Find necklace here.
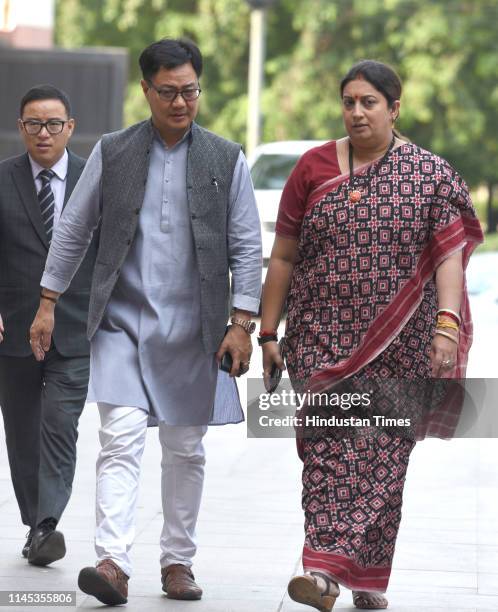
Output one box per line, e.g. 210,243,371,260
348,134,396,203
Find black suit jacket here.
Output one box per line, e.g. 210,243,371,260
0,150,97,357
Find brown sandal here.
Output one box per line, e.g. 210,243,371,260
352,590,388,609
288,572,340,612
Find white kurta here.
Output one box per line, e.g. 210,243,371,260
42,128,262,426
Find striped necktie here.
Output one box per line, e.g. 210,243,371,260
38,169,56,243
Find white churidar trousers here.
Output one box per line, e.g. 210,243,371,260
94,403,207,577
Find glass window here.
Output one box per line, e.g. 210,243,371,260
250,154,300,189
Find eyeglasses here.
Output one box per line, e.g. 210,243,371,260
147,82,202,103
21,120,68,135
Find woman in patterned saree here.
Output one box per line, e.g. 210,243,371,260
260,60,483,611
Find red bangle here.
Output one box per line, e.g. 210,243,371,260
259,329,277,337
437,310,460,325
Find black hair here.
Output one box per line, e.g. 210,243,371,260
340,60,402,109
139,38,203,81
20,84,72,118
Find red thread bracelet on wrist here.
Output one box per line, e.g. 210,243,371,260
259,329,277,337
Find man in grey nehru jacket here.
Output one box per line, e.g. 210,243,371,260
30,38,261,606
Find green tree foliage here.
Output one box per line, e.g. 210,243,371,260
55,0,498,229
55,0,254,135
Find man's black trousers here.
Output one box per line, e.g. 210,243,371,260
0,348,89,528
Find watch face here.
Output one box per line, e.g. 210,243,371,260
247,321,256,334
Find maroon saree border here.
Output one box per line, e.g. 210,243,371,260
303,546,391,592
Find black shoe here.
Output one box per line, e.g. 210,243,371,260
22,528,34,558
27,518,66,566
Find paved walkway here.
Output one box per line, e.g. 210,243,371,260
1,341,497,611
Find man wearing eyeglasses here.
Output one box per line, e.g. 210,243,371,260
0,85,96,566
29,39,261,605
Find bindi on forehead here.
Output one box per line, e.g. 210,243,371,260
343,94,378,101
343,81,380,97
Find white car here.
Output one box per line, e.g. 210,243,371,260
248,140,326,274
466,251,498,377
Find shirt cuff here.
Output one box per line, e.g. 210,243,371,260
231,293,260,315
40,272,70,294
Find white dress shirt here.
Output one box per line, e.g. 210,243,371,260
29,149,69,232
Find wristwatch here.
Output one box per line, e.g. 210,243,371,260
230,316,256,334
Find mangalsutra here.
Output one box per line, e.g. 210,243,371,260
348,135,396,203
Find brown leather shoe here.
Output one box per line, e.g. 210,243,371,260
78,559,128,605
161,564,202,600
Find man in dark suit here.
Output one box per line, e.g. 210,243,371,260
0,85,96,566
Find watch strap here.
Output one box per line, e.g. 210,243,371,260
230,316,256,334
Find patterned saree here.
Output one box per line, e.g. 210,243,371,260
280,142,483,591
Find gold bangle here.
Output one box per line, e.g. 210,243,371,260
437,314,459,325
435,329,459,344
436,321,459,332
